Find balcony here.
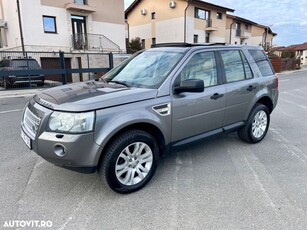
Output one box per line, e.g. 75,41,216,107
71,33,122,53
235,29,249,39
65,0,96,13
204,19,218,32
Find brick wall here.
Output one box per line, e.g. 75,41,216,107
270,58,300,73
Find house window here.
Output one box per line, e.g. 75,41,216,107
217,12,222,20
152,37,156,45
235,22,241,36
43,16,57,33
205,32,210,43
141,39,145,49
195,7,210,20
151,12,156,20
245,24,249,30
193,35,198,43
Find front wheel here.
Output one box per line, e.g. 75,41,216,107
98,129,159,193
238,103,270,143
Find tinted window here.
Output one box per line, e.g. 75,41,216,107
221,50,245,83
179,52,217,87
11,60,40,69
249,50,274,76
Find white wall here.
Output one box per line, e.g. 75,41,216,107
20,0,70,51
91,21,126,51
129,24,151,40
156,17,184,43
0,0,21,50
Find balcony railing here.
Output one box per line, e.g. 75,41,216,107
206,19,212,27
204,19,218,32
65,0,95,12
235,29,249,39
74,0,87,5
71,33,122,53
235,29,241,37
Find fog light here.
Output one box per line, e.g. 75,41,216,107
54,145,67,157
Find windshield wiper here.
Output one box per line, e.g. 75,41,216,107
107,80,130,87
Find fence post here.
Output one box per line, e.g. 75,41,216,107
25,52,32,88
109,52,114,69
59,51,67,85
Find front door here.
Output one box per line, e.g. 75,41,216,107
71,15,87,50
171,51,226,143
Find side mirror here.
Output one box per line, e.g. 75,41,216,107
174,79,204,94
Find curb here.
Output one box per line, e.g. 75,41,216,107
0,89,43,98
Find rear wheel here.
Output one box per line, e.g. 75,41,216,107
37,81,45,87
98,129,159,193
238,103,270,143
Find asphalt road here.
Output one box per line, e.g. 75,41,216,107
0,70,307,229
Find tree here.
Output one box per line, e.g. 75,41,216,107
127,37,143,54
281,50,296,58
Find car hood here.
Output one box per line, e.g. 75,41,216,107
34,81,158,112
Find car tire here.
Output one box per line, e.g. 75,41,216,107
98,129,159,193
37,81,45,87
238,103,270,144
3,78,10,89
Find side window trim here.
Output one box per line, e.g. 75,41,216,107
239,50,254,79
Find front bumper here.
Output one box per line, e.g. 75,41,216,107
21,100,103,173
9,75,44,84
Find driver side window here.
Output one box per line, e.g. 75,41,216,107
178,51,217,87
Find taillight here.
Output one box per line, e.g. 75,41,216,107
275,74,278,90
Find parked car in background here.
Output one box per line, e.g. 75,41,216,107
0,56,45,89
21,43,278,193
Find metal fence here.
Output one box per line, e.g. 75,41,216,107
0,51,130,90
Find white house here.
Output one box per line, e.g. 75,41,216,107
0,0,126,52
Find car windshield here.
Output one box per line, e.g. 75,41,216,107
11,60,40,69
104,49,184,88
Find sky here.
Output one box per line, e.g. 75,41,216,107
124,0,307,46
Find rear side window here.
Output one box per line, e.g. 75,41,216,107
220,50,253,83
249,50,274,76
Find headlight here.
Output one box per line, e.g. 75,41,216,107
48,111,95,133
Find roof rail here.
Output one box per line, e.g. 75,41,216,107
151,42,226,48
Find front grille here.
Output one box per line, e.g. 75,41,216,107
23,107,41,137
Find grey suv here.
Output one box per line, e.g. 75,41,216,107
0,57,45,88
21,44,278,193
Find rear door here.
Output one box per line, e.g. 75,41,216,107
171,51,226,142
219,49,258,126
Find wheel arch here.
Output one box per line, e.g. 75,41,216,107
97,122,166,168
256,96,273,114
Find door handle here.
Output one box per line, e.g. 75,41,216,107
210,93,224,100
247,85,257,91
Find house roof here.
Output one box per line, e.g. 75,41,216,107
271,46,285,52
226,14,257,25
294,42,307,51
125,0,235,17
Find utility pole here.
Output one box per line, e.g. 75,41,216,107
16,0,25,54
